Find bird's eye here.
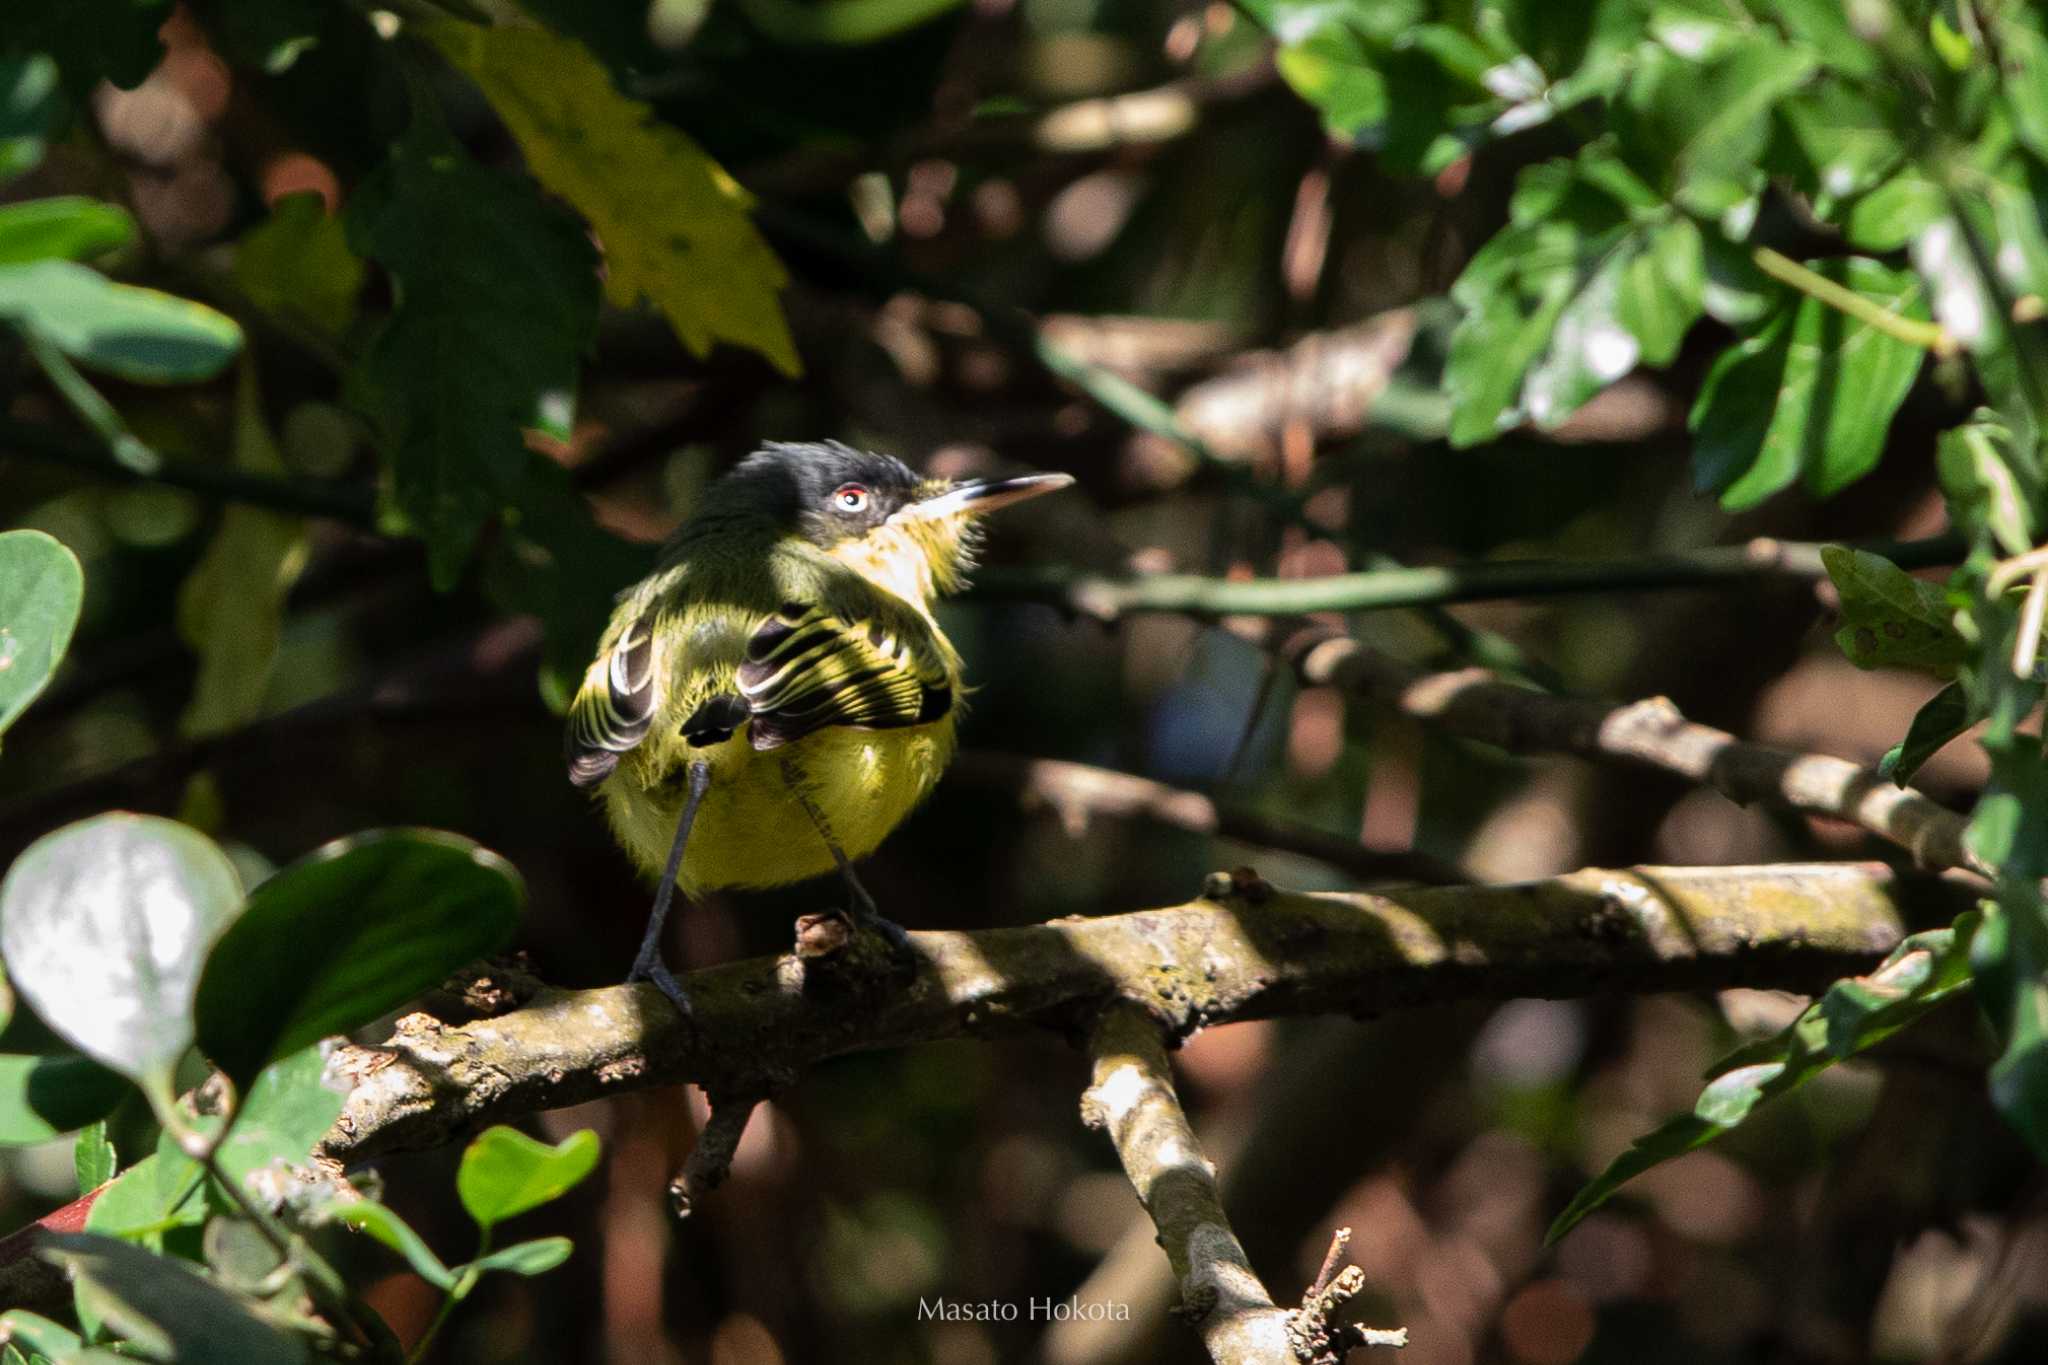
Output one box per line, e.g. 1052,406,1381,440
832,484,870,512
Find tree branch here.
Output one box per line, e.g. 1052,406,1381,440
970,534,1963,620
317,862,1931,1168
1284,632,1980,876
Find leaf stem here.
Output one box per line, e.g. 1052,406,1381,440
1750,247,1959,356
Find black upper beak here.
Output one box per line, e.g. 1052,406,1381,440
904,472,1076,520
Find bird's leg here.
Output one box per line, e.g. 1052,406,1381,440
779,757,918,972
629,758,712,1019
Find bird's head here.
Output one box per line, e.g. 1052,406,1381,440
714,441,1073,602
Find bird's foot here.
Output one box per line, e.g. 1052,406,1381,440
627,950,696,1022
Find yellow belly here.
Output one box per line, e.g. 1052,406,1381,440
602,719,957,893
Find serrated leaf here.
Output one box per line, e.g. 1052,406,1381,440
0,260,241,383
0,528,83,746
1447,148,1701,443
176,364,309,738
1691,258,1928,508
0,198,134,265
424,20,798,376
1548,916,1976,1244
0,814,243,1091
330,1200,455,1290
1879,682,1972,785
75,1120,117,1193
457,1126,600,1233
1822,545,1968,674
468,1236,573,1277
45,1232,308,1365
233,192,363,337
346,115,598,588
0,1054,130,1144
193,829,522,1088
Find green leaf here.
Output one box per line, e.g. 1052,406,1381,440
1613,27,1817,221
1822,546,1969,675
424,20,799,376
1970,889,2048,1159
0,54,64,182
212,1044,346,1191
176,364,310,738
346,115,599,588
193,829,522,1088
0,198,134,265
1548,916,1977,1244
330,1200,455,1290
1842,171,1946,252
0,1054,130,1144
0,813,243,1092
457,1126,600,1233
6,0,172,96
468,1236,573,1277
1690,258,1928,508
84,1147,210,1247
0,528,83,746
1937,414,2037,557
0,260,242,383
232,192,363,337
1446,148,1702,444
43,1232,308,1365
1879,682,1972,785
75,1120,118,1193
1996,16,2048,162
0,1312,80,1359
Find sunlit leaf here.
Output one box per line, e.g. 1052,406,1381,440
457,1126,600,1233
0,813,243,1093
0,528,83,747
1691,259,1928,508
176,363,310,738
75,1120,117,1193
83,1146,210,1248
425,19,799,376
212,1043,346,1190
330,1199,455,1290
0,197,134,265
194,829,522,1087
1548,916,1977,1244
1821,545,1969,675
0,1053,130,1144
0,260,241,383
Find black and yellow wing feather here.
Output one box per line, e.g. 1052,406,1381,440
566,610,658,788
737,602,953,751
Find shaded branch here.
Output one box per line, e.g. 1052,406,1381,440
971,534,1964,620
1286,633,1979,876
318,861,1931,1168
949,752,1465,886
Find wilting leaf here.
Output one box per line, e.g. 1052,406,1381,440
425,20,798,375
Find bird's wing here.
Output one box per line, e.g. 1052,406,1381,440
736,601,953,751
565,609,659,788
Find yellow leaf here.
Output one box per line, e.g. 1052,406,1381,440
426,20,801,376
176,363,309,738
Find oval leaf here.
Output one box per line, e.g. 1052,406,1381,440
0,813,242,1087
0,1053,130,1144
0,259,241,383
457,1126,600,1233
469,1235,573,1277
43,1232,308,1365
329,1200,454,1290
0,197,134,265
0,529,83,745
194,829,522,1087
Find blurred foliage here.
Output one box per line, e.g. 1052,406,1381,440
3,0,2048,1361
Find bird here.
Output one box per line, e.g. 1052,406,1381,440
565,440,1074,1016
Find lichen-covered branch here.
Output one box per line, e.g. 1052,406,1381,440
1081,1005,1327,1363
319,862,1932,1167
1287,634,1979,876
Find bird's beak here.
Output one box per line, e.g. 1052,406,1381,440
903,472,1075,521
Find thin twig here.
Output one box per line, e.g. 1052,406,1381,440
668,1097,761,1219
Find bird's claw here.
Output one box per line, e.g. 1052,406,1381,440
628,952,696,1022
